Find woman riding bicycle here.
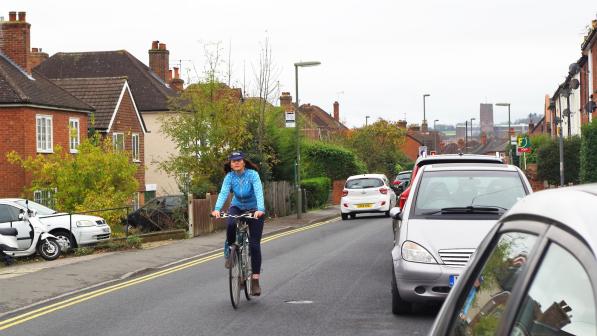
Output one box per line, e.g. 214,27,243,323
211,151,265,296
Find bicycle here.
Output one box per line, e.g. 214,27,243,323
218,212,255,309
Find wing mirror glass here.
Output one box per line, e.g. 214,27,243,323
389,207,402,220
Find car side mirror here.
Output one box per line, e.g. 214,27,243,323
389,207,402,220
18,213,24,220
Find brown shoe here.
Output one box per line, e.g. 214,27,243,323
225,245,236,269
251,278,261,296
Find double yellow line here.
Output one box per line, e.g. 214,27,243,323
0,217,338,331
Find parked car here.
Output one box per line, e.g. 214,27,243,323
392,170,412,194
429,184,597,335
340,174,396,220
125,195,188,232
0,199,110,251
397,154,504,210
390,162,532,314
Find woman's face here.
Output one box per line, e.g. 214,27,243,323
231,159,245,172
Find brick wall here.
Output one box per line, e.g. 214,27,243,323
0,106,89,197
107,88,146,196
148,41,169,83
400,135,422,161
331,180,346,205
0,12,31,72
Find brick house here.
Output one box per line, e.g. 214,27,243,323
279,92,348,141
50,77,148,208
0,12,93,200
581,20,597,121
35,42,183,199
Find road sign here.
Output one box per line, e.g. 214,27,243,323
517,135,530,148
517,147,531,153
285,111,296,128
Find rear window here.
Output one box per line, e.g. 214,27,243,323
345,178,384,189
395,173,410,181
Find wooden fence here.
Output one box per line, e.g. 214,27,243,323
190,181,294,237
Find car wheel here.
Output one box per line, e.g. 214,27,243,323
385,211,390,217
341,213,348,220
350,213,356,219
51,229,76,252
392,265,412,315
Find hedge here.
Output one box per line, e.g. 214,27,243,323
302,141,367,180
536,136,580,185
581,120,597,183
301,177,331,209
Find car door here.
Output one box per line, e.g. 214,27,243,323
0,203,30,249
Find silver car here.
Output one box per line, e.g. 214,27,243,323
390,162,532,314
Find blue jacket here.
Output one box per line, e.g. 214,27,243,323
214,169,265,212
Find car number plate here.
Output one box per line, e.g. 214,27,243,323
449,275,459,287
356,203,372,209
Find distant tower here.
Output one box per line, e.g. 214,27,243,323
480,103,494,135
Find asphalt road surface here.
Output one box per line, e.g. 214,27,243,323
1,214,438,336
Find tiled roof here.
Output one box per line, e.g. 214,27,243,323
473,139,509,154
0,52,92,112
51,77,128,130
35,50,176,112
299,104,348,131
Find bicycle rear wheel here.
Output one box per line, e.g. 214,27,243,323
229,248,242,309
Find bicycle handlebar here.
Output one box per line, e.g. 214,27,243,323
210,212,257,219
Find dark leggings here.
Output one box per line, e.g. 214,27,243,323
226,206,264,274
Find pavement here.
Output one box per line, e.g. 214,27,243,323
0,206,340,316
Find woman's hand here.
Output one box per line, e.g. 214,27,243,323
254,211,265,218
211,210,221,218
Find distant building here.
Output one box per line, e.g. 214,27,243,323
480,103,494,135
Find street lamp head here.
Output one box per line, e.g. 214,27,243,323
495,103,510,107
294,61,321,67
423,94,430,98
434,119,439,122
471,118,476,121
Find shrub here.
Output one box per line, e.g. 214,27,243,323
301,177,331,209
302,142,366,180
536,136,581,185
581,120,597,183
126,235,143,249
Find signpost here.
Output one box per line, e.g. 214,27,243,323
285,111,296,128
516,135,531,169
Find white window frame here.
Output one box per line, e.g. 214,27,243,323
132,192,140,211
112,133,124,151
34,189,55,208
36,115,53,153
69,118,80,153
132,133,140,162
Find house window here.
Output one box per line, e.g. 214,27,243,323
132,192,140,211
113,133,124,151
36,115,53,153
34,189,55,208
132,133,140,162
69,118,80,153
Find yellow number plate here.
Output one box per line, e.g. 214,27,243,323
356,203,373,209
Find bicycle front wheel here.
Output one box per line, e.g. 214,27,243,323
243,244,252,300
229,249,242,309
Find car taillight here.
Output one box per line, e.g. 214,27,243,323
392,180,401,185
398,188,410,208
380,188,388,195
342,190,348,197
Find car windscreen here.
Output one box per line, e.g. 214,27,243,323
395,173,410,181
345,178,384,189
13,200,56,215
412,170,527,217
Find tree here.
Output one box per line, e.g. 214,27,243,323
343,119,409,177
7,135,139,225
581,119,597,183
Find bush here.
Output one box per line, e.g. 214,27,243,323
537,136,580,185
581,120,597,183
301,177,331,209
302,142,366,180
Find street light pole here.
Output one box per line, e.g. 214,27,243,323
470,117,476,142
557,95,565,186
423,94,430,129
465,120,468,154
496,103,512,161
433,119,439,153
365,116,370,126
294,61,321,219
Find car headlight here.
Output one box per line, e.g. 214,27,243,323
401,241,437,264
76,220,96,227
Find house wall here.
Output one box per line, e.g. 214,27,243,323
108,89,146,201
0,106,88,197
400,135,422,161
142,111,182,196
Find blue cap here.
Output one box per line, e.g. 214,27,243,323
229,151,244,161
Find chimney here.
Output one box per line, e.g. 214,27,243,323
0,11,32,72
280,92,293,111
333,101,339,121
30,47,49,70
148,40,169,83
397,120,407,129
167,69,173,83
481,132,487,145
593,20,597,29
170,66,184,93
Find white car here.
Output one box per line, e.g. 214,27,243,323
0,199,111,251
340,174,396,220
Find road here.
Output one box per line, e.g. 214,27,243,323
1,215,437,336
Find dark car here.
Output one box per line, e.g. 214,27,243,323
428,184,597,335
392,170,412,194
125,195,188,232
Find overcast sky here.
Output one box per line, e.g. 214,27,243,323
4,0,596,127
